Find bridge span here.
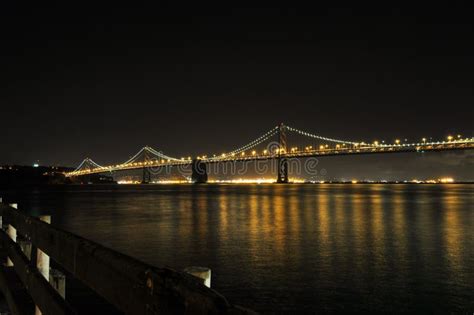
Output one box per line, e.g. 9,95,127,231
65,124,474,183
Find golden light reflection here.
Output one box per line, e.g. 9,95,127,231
272,194,287,259
333,193,346,256
392,187,407,243
177,197,193,240
317,192,331,260
416,189,432,260
218,193,229,239
369,185,385,270
248,194,259,252
351,191,366,272
442,190,462,274
288,194,301,242
196,195,209,239
392,186,408,277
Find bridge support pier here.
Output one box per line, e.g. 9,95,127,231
142,167,151,184
276,157,289,183
191,159,208,183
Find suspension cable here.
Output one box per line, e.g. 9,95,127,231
209,126,279,160
73,158,104,172
145,146,181,161
285,125,359,145
122,146,181,165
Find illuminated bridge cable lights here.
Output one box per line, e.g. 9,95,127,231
73,158,104,172
210,126,280,160
122,146,181,165
285,125,360,145
145,146,182,162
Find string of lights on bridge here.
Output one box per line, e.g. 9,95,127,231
68,124,474,176
207,127,280,160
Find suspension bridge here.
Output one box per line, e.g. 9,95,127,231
65,123,474,183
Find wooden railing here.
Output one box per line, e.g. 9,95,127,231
0,202,256,315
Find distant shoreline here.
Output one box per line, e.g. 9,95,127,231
89,181,474,185
1,165,471,186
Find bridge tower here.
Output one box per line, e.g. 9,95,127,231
191,159,208,183
276,123,289,183
142,147,151,184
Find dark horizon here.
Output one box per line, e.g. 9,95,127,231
1,3,473,180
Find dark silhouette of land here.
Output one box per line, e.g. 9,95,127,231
0,165,116,186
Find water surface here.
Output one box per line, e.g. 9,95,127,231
2,184,473,313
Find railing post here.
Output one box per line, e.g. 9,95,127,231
36,215,51,281
35,215,51,315
49,269,66,298
184,266,211,288
6,203,18,267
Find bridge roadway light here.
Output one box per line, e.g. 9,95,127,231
447,135,453,141
252,150,256,156
422,138,426,143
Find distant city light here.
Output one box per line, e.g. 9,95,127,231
439,177,454,183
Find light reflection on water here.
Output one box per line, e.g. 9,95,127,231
3,184,473,313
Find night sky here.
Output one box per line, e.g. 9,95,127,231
1,3,473,180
